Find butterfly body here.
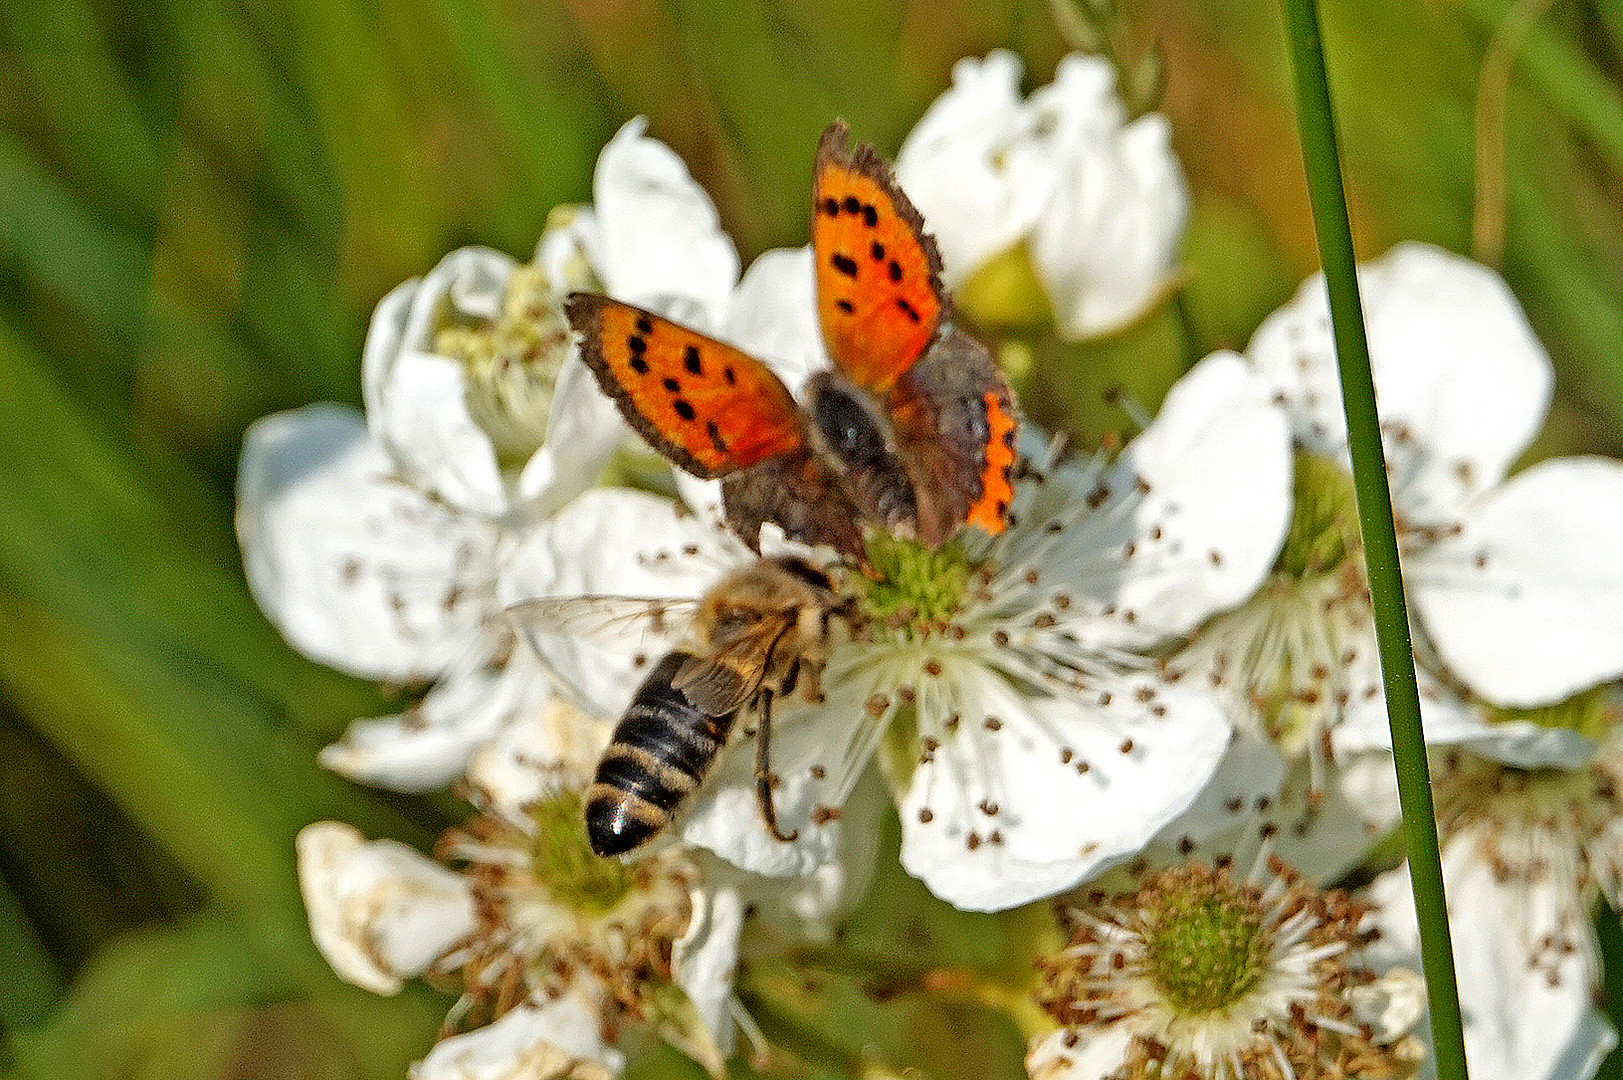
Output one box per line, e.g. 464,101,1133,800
567,122,1017,560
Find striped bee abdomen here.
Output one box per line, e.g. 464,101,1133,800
585,651,739,857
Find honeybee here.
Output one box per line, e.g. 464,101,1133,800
511,555,845,857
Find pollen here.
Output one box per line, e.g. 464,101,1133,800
436,262,572,469
436,785,697,1040
1164,451,1380,773
1034,859,1423,1080
1433,709,1623,983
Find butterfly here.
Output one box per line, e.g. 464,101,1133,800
565,121,1018,561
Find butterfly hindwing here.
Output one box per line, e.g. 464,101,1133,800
888,328,1018,545
566,293,806,478
721,447,867,558
812,122,945,395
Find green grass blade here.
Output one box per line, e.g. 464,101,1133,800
1279,1,1469,1077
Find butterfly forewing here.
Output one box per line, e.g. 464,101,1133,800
812,123,946,395
566,293,806,478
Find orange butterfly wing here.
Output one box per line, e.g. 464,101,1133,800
566,294,806,478
812,122,945,395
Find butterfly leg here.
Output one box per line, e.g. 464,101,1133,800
754,688,799,843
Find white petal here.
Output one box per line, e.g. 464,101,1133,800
362,247,517,516
1026,1025,1133,1080
1090,352,1290,641
237,405,495,681
1350,966,1427,1045
296,822,475,996
894,51,1051,285
672,885,744,1054
679,677,907,883
723,767,887,944
679,718,848,880
1462,723,1599,771
589,118,739,329
896,671,1230,911
1415,457,1623,706
721,247,825,394
1326,750,1404,848
500,489,740,719
1366,842,1615,1080
466,695,614,814
1247,243,1552,523
1031,109,1188,338
409,999,622,1080
318,643,551,791
534,203,596,293
1332,658,1480,755
513,353,633,519
1026,53,1124,144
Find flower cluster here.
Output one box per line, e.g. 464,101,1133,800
240,54,1623,1080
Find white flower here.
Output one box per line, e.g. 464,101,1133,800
896,51,1188,338
1027,856,1425,1080
238,403,558,789
359,247,621,525
369,121,741,525
297,819,478,996
1167,243,1623,801
239,120,746,789
506,346,1292,912
1352,688,1623,1080
296,696,745,1080
537,117,740,334
1248,242,1623,715
1099,736,1400,891
1366,820,1618,1080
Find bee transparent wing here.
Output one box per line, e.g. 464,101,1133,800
504,595,697,656
670,619,791,716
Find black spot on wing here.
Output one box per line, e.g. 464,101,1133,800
836,299,854,314
896,297,921,323
630,356,650,374
673,399,696,422
663,377,681,392
635,315,653,336
684,345,703,375
861,203,878,227
831,253,859,278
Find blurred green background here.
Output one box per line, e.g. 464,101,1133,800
1,0,1621,1076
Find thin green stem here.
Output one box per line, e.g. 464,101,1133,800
1279,3,1469,1080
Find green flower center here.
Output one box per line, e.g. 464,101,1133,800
526,788,638,916
435,263,571,470
859,531,975,632
1483,685,1620,743
1140,865,1269,1014
1276,452,1361,580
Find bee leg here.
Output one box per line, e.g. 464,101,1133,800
800,659,823,704
754,689,799,843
